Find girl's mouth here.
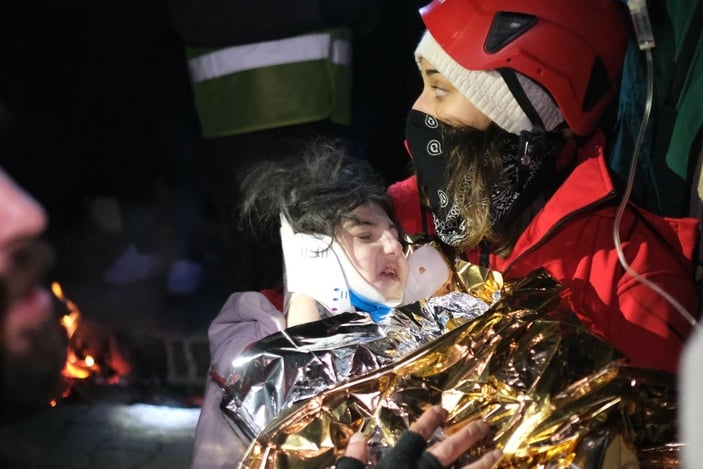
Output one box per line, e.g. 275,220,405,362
380,264,400,280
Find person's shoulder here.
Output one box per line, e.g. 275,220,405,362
387,175,418,200
210,291,285,329
575,130,607,163
387,175,429,235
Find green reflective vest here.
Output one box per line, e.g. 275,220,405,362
186,29,352,139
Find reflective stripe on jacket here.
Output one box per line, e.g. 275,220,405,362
187,29,352,138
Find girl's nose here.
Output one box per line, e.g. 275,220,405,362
381,231,403,257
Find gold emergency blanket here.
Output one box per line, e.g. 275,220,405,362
237,270,679,468
222,291,492,439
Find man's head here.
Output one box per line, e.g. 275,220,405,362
0,167,66,421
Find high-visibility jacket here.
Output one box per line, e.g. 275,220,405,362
186,29,352,139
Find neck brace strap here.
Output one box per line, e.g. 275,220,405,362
330,241,402,309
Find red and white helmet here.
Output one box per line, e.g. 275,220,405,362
419,0,629,136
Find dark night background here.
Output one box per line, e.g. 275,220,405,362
0,0,425,371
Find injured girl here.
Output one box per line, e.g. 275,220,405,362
191,140,455,468
239,139,450,326
239,139,408,326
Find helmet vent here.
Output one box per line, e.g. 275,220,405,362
485,12,537,54
582,57,611,112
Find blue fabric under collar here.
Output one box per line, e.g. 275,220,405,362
349,290,391,323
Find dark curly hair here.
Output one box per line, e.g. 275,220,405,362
239,139,393,238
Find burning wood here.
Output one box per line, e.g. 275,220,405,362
51,282,131,400
46,282,209,408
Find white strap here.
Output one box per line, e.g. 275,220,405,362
188,33,351,83
280,217,353,315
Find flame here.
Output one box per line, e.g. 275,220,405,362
52,282,105,385
50,281,131,406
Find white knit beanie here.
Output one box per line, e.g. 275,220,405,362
415,31,564,134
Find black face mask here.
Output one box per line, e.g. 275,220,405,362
405,109,562,247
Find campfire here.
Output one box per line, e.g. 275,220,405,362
47,281,208,408
50,282,131,405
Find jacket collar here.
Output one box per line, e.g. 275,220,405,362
509,131,616,255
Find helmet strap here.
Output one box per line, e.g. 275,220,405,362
498,68,551,182
498,68,547,134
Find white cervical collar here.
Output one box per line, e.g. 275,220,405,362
280,216,401,316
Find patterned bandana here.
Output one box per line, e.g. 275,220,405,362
405,109,562,247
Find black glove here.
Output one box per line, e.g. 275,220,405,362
335,430,443,469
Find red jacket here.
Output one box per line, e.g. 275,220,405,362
388,132,699,374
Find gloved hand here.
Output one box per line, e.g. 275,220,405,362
336,406,502,469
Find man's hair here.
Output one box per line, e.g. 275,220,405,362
239,139,393,238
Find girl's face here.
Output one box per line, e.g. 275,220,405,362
336,202,408,303
412,58,492,129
